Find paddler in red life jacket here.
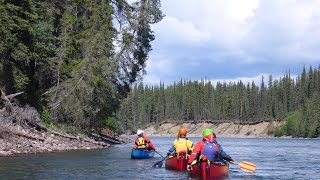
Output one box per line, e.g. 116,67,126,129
134,129,156,151
187,129,233,171
167,127,194,157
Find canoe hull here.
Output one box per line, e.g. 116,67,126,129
190,161,229,179
165,156,188,171
131,149,155,159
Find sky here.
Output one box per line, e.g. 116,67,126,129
141,0,320,86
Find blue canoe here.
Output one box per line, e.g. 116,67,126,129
131,149,155,159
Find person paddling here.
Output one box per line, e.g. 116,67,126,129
167,127,194,157
187,129,233,171
134,129,156,151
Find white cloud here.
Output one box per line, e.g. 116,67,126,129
154,0,258,47
143,54,176,85
209,73,281,88
242,0,320,63
144,0,320,86
153,16,211,45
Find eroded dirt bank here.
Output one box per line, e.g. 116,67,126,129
142,121,285,138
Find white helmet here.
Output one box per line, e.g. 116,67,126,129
137,129,144,135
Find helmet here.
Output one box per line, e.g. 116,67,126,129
137,129,144,135
202,129,213,137
178,127,187,136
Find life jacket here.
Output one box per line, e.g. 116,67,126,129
174,138,188,154
202,141,218,162
135,137,146,149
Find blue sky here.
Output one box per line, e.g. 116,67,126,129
142,0,320,86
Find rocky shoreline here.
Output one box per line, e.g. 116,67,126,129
0,91,129,157
0,125,111,157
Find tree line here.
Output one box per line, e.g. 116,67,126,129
0,0,164,133
117,66,320,138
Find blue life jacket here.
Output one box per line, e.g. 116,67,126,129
202,141,218,162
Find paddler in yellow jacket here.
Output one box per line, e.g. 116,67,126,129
167,127,193,157
134,129,156,151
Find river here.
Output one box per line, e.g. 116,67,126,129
0,137,319,179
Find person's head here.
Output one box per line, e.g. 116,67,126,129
178,127,187,138
202,128,213,137
202,128,215,142
137,129,144,137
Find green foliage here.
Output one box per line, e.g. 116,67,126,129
105,117,118,132
275,111,302,137
40,107,58,131
41,108,51,125
272,93,320,138
13,70,30,92
0,0,164,134
118,66,320,138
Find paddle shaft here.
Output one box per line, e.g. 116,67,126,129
154,150,164,158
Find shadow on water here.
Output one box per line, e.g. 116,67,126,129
0,137,319,179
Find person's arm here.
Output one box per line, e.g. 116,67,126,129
144,136,156,150
187,141,203,164
167,145,175,156
187,141,203,171
218,144,233,162
187,140,194,154
134,138,138,146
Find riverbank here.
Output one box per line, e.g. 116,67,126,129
0,90,131,157
0,125,111,157
141,121,285,138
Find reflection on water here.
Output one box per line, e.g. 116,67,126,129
0,137,320,179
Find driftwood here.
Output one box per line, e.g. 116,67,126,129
12,131,46,142
91,133,123,144
0,90,13,113
0,90,24,115
1,127,45,142
6,92,24,99
27,121,108,146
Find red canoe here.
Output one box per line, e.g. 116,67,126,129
189,161,229,180
165,155,188,171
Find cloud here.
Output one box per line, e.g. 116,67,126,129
153,16,211,45
209,73,274,87
144,0,320,86
242,0,320,63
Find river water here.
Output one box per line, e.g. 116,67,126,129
0,137,319,180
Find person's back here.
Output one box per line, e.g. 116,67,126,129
134,129,156,151
168,127,193,156
187,129,233,170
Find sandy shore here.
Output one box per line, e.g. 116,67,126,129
141,121,285,138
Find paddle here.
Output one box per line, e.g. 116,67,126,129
230,161,256,173
154,150,164,158
152,156,167,168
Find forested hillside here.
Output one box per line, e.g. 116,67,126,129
117,66,320,138
0,0,163,133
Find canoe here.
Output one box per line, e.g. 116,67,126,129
189,161,229,180
131,149,155,159
165,155,188,171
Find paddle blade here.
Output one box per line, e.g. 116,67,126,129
239,161,256,173
153,160,163,168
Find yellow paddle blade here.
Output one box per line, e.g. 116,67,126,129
239,161,256,173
